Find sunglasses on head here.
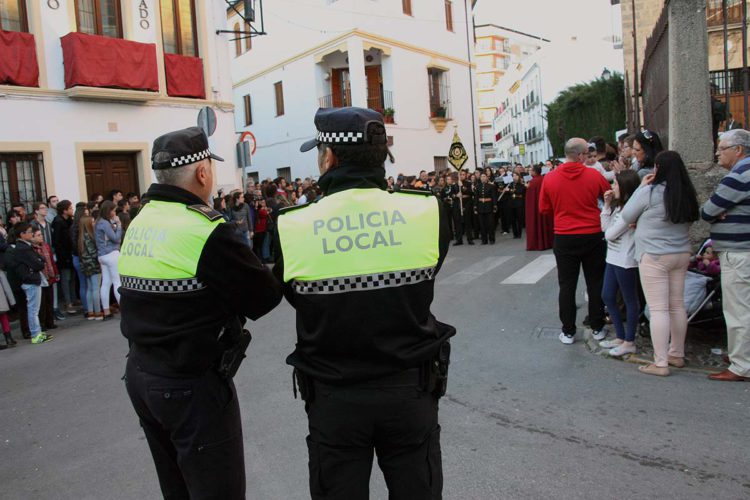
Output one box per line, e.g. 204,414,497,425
642,129,654,141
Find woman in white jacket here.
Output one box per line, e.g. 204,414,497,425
599,170,641,357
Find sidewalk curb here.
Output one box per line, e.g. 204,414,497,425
583,331,722,375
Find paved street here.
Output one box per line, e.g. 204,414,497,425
1,235,748,499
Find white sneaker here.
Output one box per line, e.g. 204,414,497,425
559,332,575,345
599,339,623,349
592,329,608,341
609,344,636,357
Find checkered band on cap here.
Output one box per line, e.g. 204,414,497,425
170,149,210,167
316,131,365,144
292,266,436,295
121,276,206,293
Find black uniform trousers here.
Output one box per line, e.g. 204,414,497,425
499,198,511,233
552,233,607,335
125,357,245,500
452,202,474,243
509,201,524,238
442,203,455,242
477,211,495,244
304,371,442,500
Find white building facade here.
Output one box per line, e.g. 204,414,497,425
0,0,239,212
493,57,552,166
230,0,480,181
473,24,547,167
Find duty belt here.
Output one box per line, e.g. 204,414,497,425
478,197,493,202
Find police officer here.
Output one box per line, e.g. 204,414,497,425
273,107,456,499
119,127,282,499
473,172,498,244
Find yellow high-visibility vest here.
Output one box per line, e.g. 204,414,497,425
277,189,440,291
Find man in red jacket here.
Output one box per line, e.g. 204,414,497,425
540,138,611,345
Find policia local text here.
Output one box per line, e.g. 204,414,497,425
314,210,406,254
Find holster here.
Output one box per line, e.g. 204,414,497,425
427,341,451,398
293,368,315,402
216,317,252,379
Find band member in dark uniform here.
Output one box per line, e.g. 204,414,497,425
505,171,527,239
470,172,481,241
496,171,511,235
453,170,475,245
474,172,498,244
440,173,459,242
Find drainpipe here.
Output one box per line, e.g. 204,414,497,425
464,0,480,168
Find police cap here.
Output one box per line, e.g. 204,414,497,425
152,126,224,170
300,107,387,153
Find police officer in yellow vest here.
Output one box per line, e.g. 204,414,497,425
119,127,282,499
274,107,456,499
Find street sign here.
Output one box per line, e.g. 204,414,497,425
197,106,217,137
448,130,468,171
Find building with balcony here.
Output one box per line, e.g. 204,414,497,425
0,0,238,211
492,55,552,166
230,0,480,181
473,24,547,166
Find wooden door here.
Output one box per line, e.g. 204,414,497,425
84,152,139,200
365,65,383,110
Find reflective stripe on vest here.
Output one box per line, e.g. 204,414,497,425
118,200,222,287
278,189,440,287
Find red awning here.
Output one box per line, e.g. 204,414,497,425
0,29,39,87
165,53,206,99
61,32,158,91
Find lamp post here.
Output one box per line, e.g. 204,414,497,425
601,68,612,80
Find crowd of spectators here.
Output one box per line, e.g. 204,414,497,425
0,190,138,346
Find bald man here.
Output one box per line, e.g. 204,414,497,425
539,138,611,345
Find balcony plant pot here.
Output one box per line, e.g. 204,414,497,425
430,117,449,133
383,107,395,124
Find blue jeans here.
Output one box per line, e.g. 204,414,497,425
73,256,88,313
21,284,42,336
85,274,102,314
601,263,640,342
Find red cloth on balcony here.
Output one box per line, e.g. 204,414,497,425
61,32,158,91
0,29,39,87
164,53,206,99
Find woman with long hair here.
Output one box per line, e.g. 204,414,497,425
71,202,89,318
632,130,664,180
621,151,700,376
599,170,641,356
78,215,103,320
95,200,122,320
228,191,253,247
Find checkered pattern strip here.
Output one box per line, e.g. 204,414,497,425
292,266,436,295
317,131,365,144
121,276,206,293
170,149,210,167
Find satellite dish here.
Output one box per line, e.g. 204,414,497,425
197,106,217,137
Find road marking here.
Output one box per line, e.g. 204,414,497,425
438,256,514,285
501,254,557,284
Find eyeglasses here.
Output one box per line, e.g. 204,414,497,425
717,144,737,152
